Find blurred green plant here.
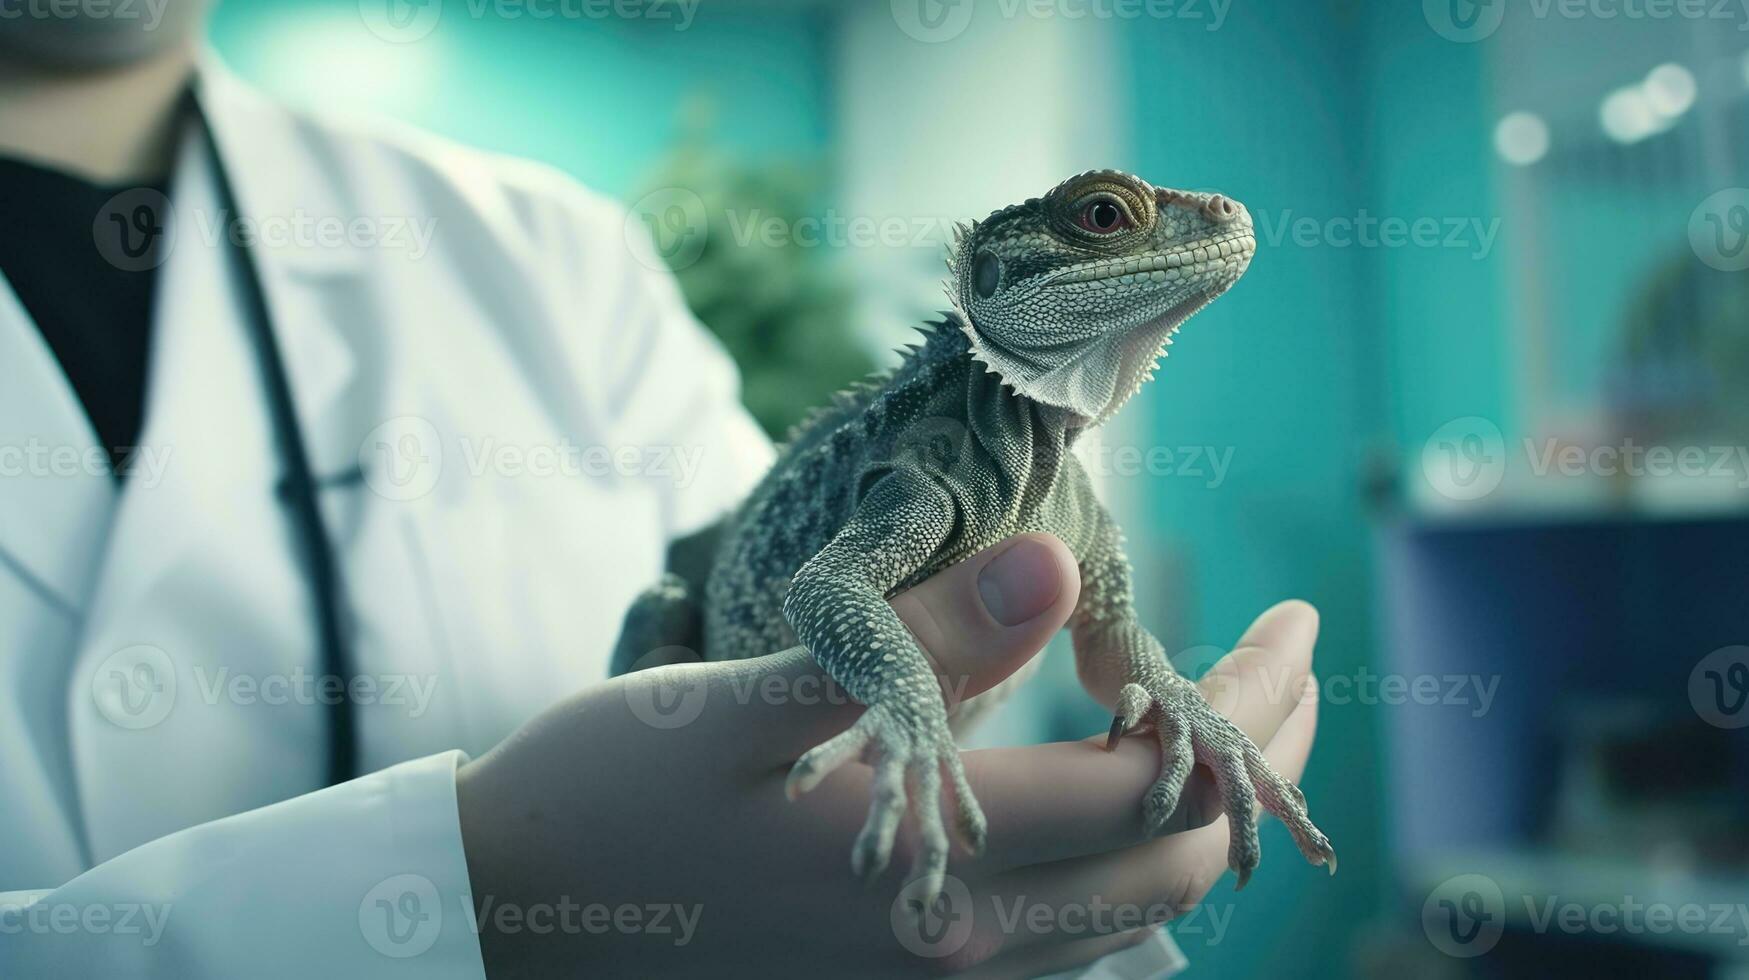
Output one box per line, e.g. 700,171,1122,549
632,121,874,440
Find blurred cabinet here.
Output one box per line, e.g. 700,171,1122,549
1375,512,1749,971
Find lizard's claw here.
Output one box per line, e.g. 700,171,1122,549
1105,682,1153,750
786,702,984,913
1111,678,1336,889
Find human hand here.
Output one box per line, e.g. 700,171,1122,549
455,534,1321,977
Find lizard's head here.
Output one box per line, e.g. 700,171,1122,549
948,170,1255,425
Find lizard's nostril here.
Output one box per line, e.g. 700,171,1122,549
1203,194,1240,223
1158,188,1244,224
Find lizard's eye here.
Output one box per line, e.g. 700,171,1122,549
973,251,1001,299
1078,197,1130,235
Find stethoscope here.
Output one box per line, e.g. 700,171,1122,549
192,91,356,787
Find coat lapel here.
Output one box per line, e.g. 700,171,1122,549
0,272,118,618
0,271,118,879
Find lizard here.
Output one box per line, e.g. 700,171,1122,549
610,169,1336,909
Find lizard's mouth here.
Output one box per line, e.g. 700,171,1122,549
1043,231,1257,290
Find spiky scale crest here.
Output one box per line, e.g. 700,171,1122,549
776,318,968,449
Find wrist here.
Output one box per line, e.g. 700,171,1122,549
455,756,516,970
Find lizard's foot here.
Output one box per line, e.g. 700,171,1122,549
1109,677,1336,890
785,701,984,910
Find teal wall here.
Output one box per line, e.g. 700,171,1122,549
1119,3,1382,975
1361,4,1512,453
208,0,834,198
1113,4,1529,975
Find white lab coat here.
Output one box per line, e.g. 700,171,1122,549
0,59,771,976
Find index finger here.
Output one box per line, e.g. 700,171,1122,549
963,602,1320,871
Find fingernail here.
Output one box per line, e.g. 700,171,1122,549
977,538,1062,627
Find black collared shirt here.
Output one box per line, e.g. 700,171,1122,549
0,155,169,478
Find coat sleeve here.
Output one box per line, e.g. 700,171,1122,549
0,751,487,979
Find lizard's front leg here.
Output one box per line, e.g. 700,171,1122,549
1072,517,1336,890
781,470,983,908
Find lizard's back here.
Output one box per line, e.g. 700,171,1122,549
701,322,976,662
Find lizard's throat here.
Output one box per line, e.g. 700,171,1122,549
960,293,1213,427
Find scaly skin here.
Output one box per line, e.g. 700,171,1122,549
611,171,1335,909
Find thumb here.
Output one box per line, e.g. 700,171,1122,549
890,533,1082,706
684,533,1080,763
